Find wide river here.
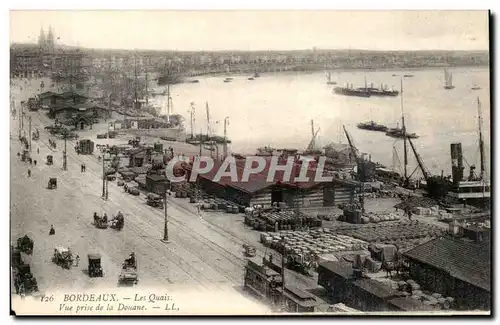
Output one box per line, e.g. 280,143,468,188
153,67,491,176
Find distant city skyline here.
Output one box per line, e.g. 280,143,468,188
10,10,489,51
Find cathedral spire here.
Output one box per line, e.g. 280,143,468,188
38,26,46,47
47,25,54,49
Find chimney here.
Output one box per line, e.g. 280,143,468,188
469,165,476,181
450,143,464,186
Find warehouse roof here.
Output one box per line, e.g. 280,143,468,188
195,157,327,194
318,261,426,311
403,236,491,292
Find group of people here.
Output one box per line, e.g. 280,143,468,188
80,163,87,172
93,212,108,224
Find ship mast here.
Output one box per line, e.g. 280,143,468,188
310,120,315,149
134,54,138,108
189,102,196,139
401,78,408,184
206,102,211,139
477,97,486,180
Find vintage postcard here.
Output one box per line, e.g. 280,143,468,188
9,10,491,316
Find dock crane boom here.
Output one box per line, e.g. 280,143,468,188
407,137,449,198
307,127,321,151
407,138,431,181
342,125,359,161
342,125,366,213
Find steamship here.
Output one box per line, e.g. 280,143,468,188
447,98,490,204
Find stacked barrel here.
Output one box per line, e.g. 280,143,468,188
244,210,322,232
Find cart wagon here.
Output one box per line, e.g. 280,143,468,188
146,193,164,208
88,254,103,277
243,244,257,257
110,213,124,230
16,235,34,255
48,178,57,189
52,247,74,269
118,265,138,285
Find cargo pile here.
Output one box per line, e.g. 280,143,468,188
395,196,438,211
341,209,403,225
330,221,446,250
197,198,243,213
245,210,322,232
361,212,402,224
413,206,454,222
260,229,368,256
393,279,455,310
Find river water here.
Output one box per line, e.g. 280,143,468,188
150,67,490,176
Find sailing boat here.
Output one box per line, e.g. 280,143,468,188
223,66,233,83
326,72,337,85
303,120,322,155
444,68,455,90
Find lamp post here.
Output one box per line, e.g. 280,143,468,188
162,182,170,243
102,150,107,200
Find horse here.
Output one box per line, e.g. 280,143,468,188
381,260,396,278
382,251,409,278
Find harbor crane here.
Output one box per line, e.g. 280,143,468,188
407,138,449,199
306,120,321,152
342,125,371,213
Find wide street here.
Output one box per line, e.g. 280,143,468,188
10,78,317,305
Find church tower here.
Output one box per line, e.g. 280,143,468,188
38,27,46,48
47,25,55,51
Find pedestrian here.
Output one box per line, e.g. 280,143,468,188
34,160,37,166
37,148,39,154
83,164,86,172
49,225,55,235
74,254,80,267
80,164,83,172
27,169,31,177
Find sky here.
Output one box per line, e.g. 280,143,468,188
9,10,489,51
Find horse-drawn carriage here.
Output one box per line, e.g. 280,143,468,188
16,235,34,255
110,213,124,231
11,246,23,267
126,187,140,196
242,244,256,257
48,178,57,189
119,254,138,285
88,254,103,277
52,247,74,269
93,213,109,229
146,193,164,208
46,155,53,165
21,150,30,162
106,174,117,181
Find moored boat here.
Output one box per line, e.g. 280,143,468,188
357,121,388,132
385,127,419,139
333,84,371,98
